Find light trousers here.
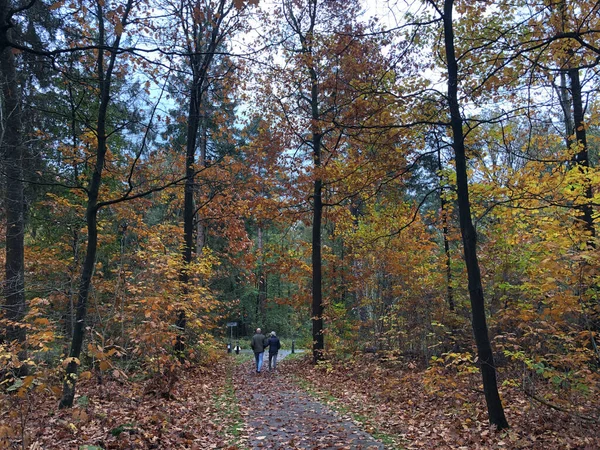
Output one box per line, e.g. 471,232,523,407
254,351,264,372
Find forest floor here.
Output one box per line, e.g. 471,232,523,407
1,356,244,449
1,351,599,449
233,352,384,449
280,353,600,450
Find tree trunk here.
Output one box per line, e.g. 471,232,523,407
312,133,324,363
568,68,595,244
0,9,26,354
442,0,509,430
256,226,267,323
178,0,225,350
283,0,325,363
176,68,200,353
438,147,454,311
195,115,208,254
183,67,200,275
60,191,100,408
558,71,574,149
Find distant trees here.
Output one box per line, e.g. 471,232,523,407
258,0,416,363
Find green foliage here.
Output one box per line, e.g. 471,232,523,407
110,423,136,437
77,395,89,407
213,362,246,446
503,350,592,394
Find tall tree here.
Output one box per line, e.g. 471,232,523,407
0,0,26,353
278,0,352,362
438,0,509,429
527,0,598,243
60,0,135,408
260,0,411,362
165,0,247,351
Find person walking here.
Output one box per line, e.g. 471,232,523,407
250,328,267,373
267,331,281,371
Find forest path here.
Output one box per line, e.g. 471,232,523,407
232,353,386,449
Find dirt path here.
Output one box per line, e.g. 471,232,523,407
233,353,385,450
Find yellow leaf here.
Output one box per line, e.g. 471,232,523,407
62,357,80,368
99,360,111,371
22,375,35,389
79,371,92,380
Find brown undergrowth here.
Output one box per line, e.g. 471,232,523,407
0,356,240,449
284,354,599,450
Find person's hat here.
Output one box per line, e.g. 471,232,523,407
270,331,276,336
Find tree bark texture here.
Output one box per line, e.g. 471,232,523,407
558,71,574,149
312,134,324,363
442,0,509,430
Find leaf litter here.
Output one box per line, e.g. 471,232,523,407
232,357,385,449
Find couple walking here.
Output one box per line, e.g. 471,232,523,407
250,328,281,373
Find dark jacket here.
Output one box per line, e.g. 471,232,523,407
251,333,267,353
267,336,281,354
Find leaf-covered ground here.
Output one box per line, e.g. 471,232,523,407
282,354,600,450
232,354,384,449
2,353,598,449
0,358,243,449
